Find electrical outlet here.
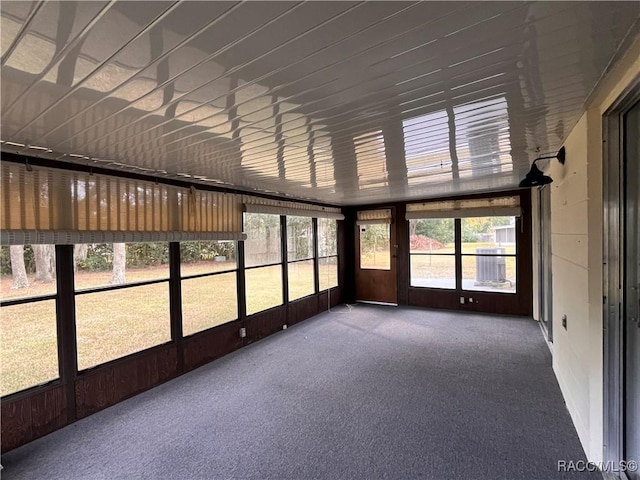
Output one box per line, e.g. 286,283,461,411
469,297,473,303
562,315,567,330
240,327,247,338
460,296,465,304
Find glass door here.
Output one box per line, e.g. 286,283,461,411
355,208,397,304
623,100,639,480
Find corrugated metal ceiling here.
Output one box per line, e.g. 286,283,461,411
1,1,638,205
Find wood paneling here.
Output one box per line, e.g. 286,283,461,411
318,287,342,312
2,396,33,453
30,386,68,439
409,288,460,310
183,321,242,371
75,369,117,419
318,291,329,312
288,295,318,326
245,307,286,343
330,287,342,308
75,345,178,419
408,288,530,316
1,384,66,453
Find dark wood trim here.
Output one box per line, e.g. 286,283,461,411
280,215,289,309
454,218,462,290
312,218,320,294
55,244,77,423
341,208,356,303
237,239,247,338
395,202,409,305
168,242,184,373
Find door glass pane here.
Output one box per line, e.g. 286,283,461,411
360,224,390,270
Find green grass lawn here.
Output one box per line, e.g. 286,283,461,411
1,260,338,396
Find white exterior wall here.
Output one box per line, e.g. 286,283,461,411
547,37,639,462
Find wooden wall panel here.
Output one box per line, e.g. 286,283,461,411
76,345,178,419
183,321,243,371
330,287,342,308
409,288,460,310
245,306,286,343
408,288,530,316
30,386,68,439
1,384,66,453
2,396,33,453
288,295,318,326
75,369,117,419
318,291,329,313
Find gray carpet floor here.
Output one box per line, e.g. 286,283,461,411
2,304,599,479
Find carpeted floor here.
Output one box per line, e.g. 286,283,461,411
1,304,599,479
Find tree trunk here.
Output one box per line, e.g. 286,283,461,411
10,245,29,289
110,243,126,285
33,245,55,283
73,244,88,272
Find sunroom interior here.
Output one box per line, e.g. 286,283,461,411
1,1,639,478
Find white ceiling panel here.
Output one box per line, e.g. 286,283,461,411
1,1,638,205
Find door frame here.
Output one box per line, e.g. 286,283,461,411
354,206,398,305
603,80,639,477
538,185,553,342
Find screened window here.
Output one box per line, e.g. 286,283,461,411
244,213,283,315
318,218,338,290
409,215,518,294
287,216,315,301
1,244,58,396
181,241,238,336
461,217,516,293
409,219,455,289
74,243,171,370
